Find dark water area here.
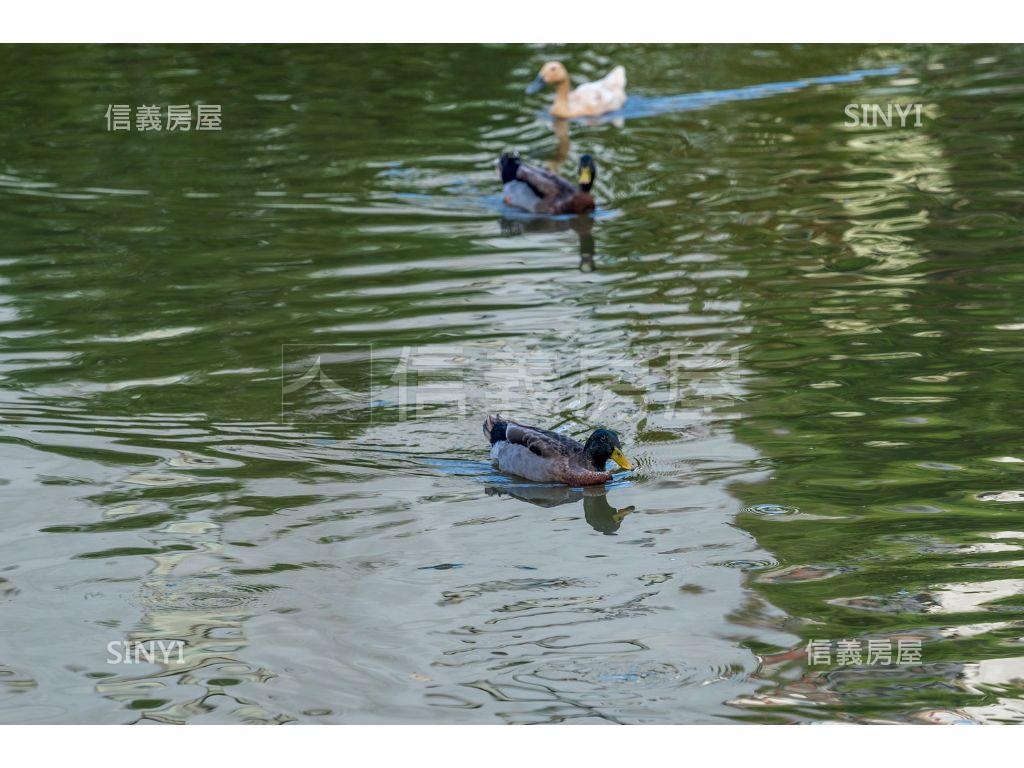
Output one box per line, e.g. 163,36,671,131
1,43,1023,723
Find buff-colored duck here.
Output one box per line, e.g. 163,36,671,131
499,152,597,215
526,61,627,118
483,414,633,486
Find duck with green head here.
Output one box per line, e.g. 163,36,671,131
499,152,597,215
483,414,633,486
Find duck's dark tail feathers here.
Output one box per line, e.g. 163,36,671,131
498,153,521,184
483,414,508,445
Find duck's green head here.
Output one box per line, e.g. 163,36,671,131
584,428,633,472
577,154,597,192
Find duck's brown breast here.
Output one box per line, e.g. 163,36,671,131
561,467,613,486
563,192,595,215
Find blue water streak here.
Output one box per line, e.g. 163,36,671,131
548,66,903,124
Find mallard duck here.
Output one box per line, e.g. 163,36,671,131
526,61,627,118
483,414,633,486
499,152,596,215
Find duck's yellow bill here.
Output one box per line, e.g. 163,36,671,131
578,167,593,186
610,447,633,471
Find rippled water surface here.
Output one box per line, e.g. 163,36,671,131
2,44,1024,723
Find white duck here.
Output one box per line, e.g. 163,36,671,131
526,61,627,118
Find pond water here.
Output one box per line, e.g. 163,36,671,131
2,43,1024,724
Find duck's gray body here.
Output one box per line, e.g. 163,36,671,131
502,181,543,213
490,438,562,482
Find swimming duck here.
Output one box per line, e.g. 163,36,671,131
526,61,627,118
483,414,633,486
499,152,596,215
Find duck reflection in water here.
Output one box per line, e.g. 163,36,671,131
498,213,596,271
548,119,571,170
485,484,634,534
